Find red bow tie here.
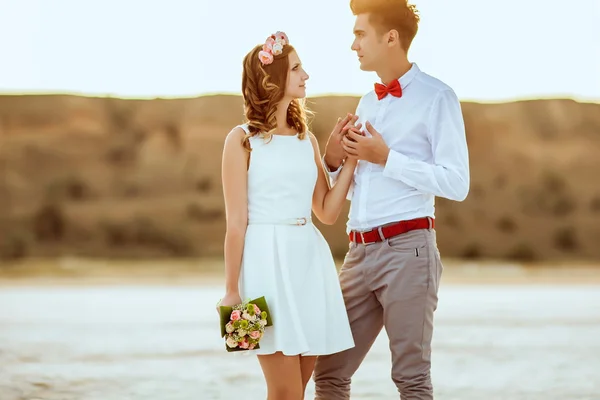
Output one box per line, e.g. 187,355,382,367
374,79,402,100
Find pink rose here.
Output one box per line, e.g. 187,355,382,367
258,51,274,65
230,310,241,321
263,37,275,52
253,304,261,315
249,330,261,339
239,339,250,349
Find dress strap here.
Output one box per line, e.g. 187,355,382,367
237,123,250,135
237,123,257,152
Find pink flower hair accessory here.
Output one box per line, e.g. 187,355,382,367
258,31,289,65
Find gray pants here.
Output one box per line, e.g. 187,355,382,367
313,228,443,400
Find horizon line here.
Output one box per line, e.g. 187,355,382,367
0,89,599,105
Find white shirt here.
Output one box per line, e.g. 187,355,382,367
325,63,470,233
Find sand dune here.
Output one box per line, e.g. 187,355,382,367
1,94,600,263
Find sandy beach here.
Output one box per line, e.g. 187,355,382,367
1,261,600,400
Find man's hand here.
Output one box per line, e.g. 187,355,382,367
324,113,358,171
342,121,390,165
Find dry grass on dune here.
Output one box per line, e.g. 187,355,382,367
1,95,600,264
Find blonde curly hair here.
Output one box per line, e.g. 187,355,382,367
241,41,309,151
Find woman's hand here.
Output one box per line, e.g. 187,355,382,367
216,291,243,313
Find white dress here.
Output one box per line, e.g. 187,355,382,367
237,124,355,356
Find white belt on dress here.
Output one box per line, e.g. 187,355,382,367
248,217,311,226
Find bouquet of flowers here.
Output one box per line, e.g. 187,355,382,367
218,296,273,352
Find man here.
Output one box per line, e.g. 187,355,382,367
313,1,470,399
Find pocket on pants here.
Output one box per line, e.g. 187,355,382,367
383,229,428,255
432,249,443,293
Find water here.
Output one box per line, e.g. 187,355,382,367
1,284,599,400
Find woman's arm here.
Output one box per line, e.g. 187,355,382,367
309,132,357,225
219,127,249,306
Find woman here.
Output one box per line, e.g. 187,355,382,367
218,31,358,399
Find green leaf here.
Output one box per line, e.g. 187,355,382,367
249,296,273,327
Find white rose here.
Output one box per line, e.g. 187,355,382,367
237,329,247,337
272,42,283,55
260,319,267,326
226,337,238,348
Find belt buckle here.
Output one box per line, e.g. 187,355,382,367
296,217,307,226
360,231,377,245
359,231,366,244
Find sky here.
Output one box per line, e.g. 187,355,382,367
0,0,599,102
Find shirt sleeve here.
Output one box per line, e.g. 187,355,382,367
322,156,342,184
322,156,354,201
382,89,470,201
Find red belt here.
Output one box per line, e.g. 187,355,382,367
349,217,434,244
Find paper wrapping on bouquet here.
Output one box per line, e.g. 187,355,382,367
219,296,273,352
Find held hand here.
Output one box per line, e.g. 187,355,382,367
216,291,242,314
342,121,390,165
342,122,363,164
344,154,359,168
324,113,358,170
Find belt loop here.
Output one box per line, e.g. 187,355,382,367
377,227,385,241
427,216,433,230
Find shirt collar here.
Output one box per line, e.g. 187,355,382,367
379,62,420,90
399,62,420,89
